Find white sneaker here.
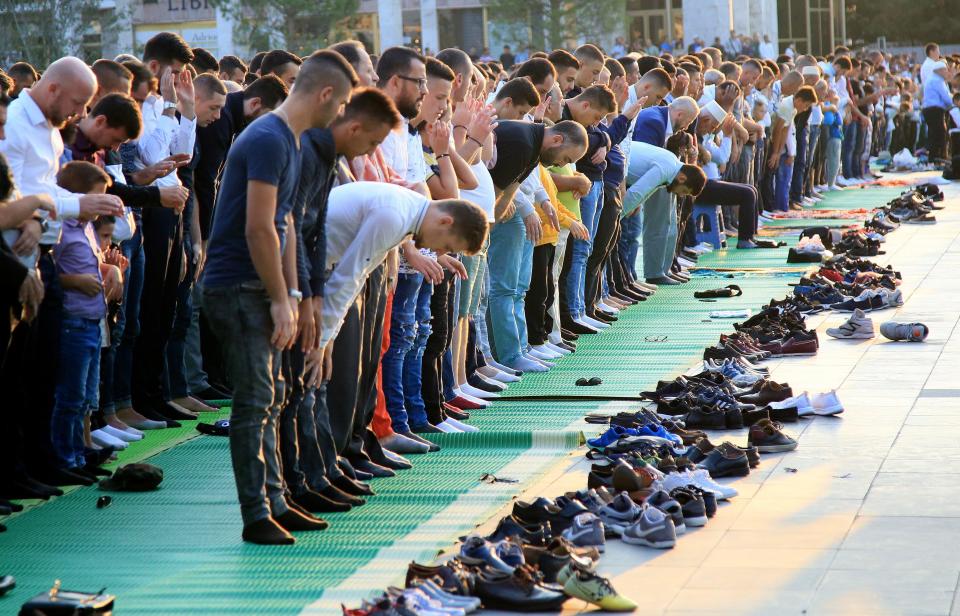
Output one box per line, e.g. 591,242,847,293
810,390,844,415
826,309,875,339
662,469,738,500
883,289,904,307
91,428,129,450
771,392,814,416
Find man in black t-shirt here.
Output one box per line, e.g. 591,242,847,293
486,119,587,375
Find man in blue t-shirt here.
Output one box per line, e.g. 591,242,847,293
201,50,358,546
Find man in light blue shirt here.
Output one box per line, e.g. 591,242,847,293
623,142,706,285
922,61,952,160
624,142,704,215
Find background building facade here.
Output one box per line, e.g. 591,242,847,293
84,0,847,63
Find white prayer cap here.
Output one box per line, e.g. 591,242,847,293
702,99,726,123
802,66,820,77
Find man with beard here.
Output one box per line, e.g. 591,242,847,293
377,46,449,442
487,119,588,374
201,51,358,545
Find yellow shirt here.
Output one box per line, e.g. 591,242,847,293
535,165,579,247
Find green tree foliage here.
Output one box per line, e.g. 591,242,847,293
0,0,109,67
485,0,626,51
847,0,960,45
210,0,359,55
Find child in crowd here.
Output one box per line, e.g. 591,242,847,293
49,161,121,472
822,90,844,190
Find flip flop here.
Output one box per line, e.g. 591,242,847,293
694,284,743,299
754,239,787,248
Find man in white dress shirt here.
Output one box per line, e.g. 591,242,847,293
126,32,200,423
0,56,125,486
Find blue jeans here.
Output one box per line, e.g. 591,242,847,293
566,180,603,318
789,124,808,203
774,153,794,212
619,211,642,280
51,317,102,469
841,121,858,179
113,227,144,410
474,266,493,358
487,212,526,364
383,272,424,433
402,280,433,426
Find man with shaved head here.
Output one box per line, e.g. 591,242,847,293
0,55,126,487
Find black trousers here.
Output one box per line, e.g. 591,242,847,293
525,243,556,346
347,264,387,458
695,180,759,242
11,251,64,471
327,298,362,454
329,263,388,462
923,107,948,161
422,271,456,424
132,207,183,410
585,187,621,316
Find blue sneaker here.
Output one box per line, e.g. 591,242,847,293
461,535,514,572
636,423,683,446
496,539,526,567
587,425,639,448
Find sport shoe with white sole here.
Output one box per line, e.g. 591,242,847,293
810,390,844,416
561,512,606,552
598,492,642,536
826,309,875,339
880,321,929,342
621,506,677,548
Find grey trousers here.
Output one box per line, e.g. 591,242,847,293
201,283,289,526
641,187,677,279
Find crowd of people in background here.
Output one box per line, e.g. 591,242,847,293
0,27,957,543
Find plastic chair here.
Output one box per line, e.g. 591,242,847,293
692,204,726,249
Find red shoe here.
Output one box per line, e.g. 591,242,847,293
447,396,485,410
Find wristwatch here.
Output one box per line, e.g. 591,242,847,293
288,289,303,302
163,100,178,111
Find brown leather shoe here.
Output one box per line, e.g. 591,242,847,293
780,337,818,356
739,381,794,405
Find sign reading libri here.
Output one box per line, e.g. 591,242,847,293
133,0,220,55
